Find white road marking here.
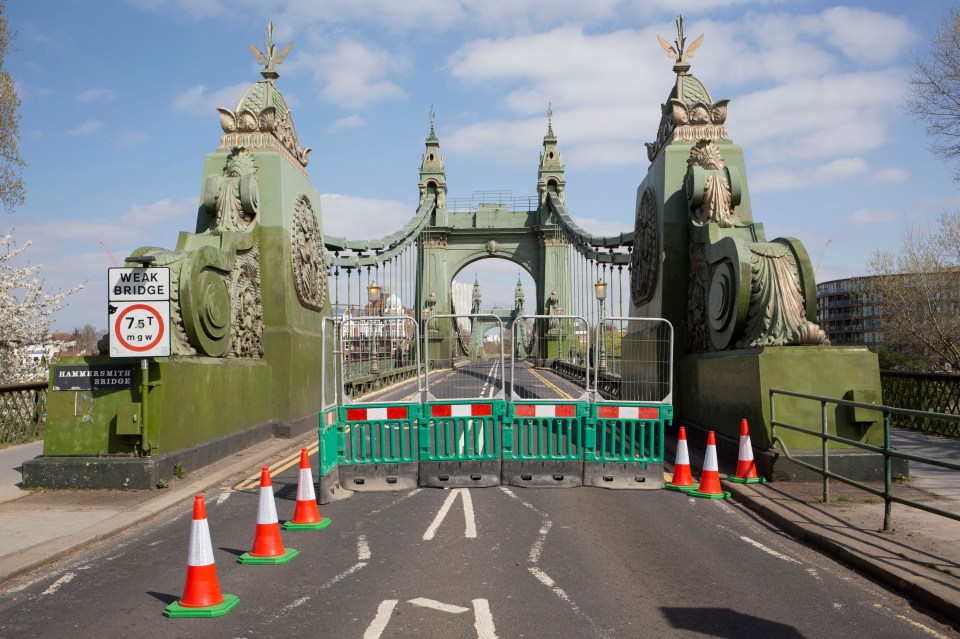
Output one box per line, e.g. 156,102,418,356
364,600,399,639
357,534,371,561
41,573,75,596
319,562,368,591
409,597,469,614
473,598,498,639
739,536,801,564
807,568,821,581
215,490,232,505
528,521,552,563
283,596,311,612
528,567,613,639
368,488,421,516
423,488,476,540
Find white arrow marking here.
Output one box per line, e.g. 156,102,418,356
409,597,469,614
423,488,477,540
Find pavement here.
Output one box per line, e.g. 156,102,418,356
0,428,959,626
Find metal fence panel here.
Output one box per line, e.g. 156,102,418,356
340,315,421,402
424,314,505,401
0,382,47,444
510,315,591,401
880,371,960,439
593,317,673,403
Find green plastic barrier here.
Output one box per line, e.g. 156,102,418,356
338,402,421,491
418,400,505,488
583,402,671,489
501,401,589,487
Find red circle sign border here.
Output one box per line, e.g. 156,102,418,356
113,303,166,353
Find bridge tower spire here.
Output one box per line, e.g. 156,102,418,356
418,105,448,223
537,102,566,206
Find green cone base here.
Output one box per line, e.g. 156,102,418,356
727,476,766,484
282,517,331,530
690,489,731,500
664,482,698,492
163,594,240,618
237,548,299,564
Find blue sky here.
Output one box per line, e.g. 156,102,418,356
3,0,956,332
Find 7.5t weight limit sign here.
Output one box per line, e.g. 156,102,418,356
108,267,171,358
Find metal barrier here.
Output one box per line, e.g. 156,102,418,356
335,316,422,491
510,315,591,402
584,318,673,489
421,315,506,486
880,370,960,439
770,388,960,531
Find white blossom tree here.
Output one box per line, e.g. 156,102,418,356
0,231,83,383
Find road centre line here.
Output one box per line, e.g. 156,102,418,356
526,367,572,400
357,535,371,561
40,573,75,596
423,488,476,540
364,600,398,639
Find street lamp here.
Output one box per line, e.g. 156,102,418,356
368,281,380,374
594,278,607,372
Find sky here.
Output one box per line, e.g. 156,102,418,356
3,0,956,332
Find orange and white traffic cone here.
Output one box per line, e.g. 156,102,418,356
283,448,332,530
163,495,240,618
665,426,697,492
238,467,299,564
728,419,765,484
691,431,730,500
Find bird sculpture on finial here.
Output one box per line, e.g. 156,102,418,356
657,15,703,74
248,21,293,80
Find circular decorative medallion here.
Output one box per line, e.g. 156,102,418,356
485,239,500,254
290,195,328,311
630,187,659,307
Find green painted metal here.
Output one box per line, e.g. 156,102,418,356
341,403,420,465
503,402,588,462
585,403,670,464
418,400,505,462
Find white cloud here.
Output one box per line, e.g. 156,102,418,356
320,194,416,240
750,157,870,193
845,208,900,225
816,7,917,65
327,114,365,132
66,120,104,137
293,39,409,109
173,82,250,116
76,88,115,103
870,168,909,184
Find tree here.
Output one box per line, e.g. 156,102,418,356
0,2,24,212
868,211,960,372
0,231,83,383
70,323,100,354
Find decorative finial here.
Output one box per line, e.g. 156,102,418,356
546,102,554,136
248,21,293,80
428,105,437,138
656,14,703,75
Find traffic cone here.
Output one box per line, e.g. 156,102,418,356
238,467,299,564
690,431,730,500
163,495,240,618
728,419,765,484
665,426,697,492
283,448,332,530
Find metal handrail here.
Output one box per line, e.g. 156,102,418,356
769,388,960,531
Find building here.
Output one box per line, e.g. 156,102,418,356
816,276,883,346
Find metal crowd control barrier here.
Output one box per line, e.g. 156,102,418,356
585,318,673,488
503,315,591,487
421,314,506,487
336,316,422,491
318,317,344,503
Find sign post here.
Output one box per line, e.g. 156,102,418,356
108,265,171,455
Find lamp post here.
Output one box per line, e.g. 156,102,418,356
368,280,380,374
594,277,607,372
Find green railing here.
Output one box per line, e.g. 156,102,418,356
880,370,960,438
770,388,960,531
0,381,47,445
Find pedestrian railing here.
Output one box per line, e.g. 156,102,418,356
0,381,47,445
880,370,960,439
770,388,960,531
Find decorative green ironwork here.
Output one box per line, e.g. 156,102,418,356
0,382,46,444
880,371,960,439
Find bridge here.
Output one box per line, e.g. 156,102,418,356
24,18,880,497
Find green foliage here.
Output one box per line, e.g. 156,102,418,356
875,346,928,373
173,463,185,479
156,479,169,489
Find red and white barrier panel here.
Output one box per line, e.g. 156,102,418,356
345,406,409,421
514,404,577,418
431,404,492,418
597,405,659,420
323,410,337,426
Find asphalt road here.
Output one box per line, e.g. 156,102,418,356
1,455,957,639
368,358,588,403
